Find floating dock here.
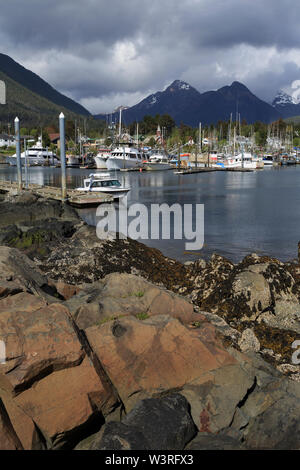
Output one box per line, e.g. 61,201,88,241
120,167,145,172
0,181,113,207
174,167,255,175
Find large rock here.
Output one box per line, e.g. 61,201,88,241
14,356,116,449
259,300,300,334
0,245,61,301
0,398,23,450
39,224,190,290
67,273,194,330
0,291,118,449
0,387,43,450
85,315,236,412
86,394,197,450
232,375,300,449
0,292,84,393
181,363,255,433
195,258,298,323
0,192,78,228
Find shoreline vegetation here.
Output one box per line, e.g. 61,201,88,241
0,190,299,450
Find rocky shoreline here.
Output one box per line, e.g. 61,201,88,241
0,190,299,450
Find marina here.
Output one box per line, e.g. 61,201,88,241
1,164,300,263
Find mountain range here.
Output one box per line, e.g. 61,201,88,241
1,52,300,129
95,80,282,127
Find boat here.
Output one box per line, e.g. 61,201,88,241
262,155,274,167
94,148,111,169
212,152,257,169
6,137,58,166
66,155,80,168
106,143,144,170
145,152,173,171
75,173,130,199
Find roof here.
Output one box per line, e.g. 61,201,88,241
49,133,60,142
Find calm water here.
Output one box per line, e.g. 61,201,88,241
1,164,300,263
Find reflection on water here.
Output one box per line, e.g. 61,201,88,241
1,165,300,263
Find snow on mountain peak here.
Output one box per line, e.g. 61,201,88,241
169,80,191,91
273,81,300,106
273,90,294,106
178,80,190,90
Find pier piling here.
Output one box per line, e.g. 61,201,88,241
14,117,22,191
59,112,67,200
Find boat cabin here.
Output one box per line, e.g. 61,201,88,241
83,173,121,189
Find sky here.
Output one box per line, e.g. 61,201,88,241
1,0,300,114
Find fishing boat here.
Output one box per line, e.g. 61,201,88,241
106,143,144,170
212,152,257,169
145,152,172,171
75,173,130,199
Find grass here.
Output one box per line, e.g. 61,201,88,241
135,312,149,321
97,314,127,326
134,291,144,298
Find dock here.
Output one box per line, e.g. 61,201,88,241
174,167,218,175
174,167,255,175
120,167,145,172
0,181,114,207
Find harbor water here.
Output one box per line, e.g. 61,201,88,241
1,165,300,263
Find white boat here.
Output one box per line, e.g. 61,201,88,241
76,173,130,199
6,137,58,166
145,152,173,171
94,148,111,169
66,155,80,168
106,144,144,170
212,152,257,169
262,155,274,167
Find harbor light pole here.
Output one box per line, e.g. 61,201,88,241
59,112,67,200
14,117,22,191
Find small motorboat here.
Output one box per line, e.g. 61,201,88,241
75,173,130,199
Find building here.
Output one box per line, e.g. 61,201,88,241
0,133,16,147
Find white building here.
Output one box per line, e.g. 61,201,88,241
0,133,16,147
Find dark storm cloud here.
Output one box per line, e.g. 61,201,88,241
176,0,300,50
0,0,145,50
1,0,300,113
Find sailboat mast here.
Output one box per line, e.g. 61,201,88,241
118,108,122,139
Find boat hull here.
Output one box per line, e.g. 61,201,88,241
94,156,108,169
145,162,172,171
6,155,58,166
106,158,142,171
76,188,130,199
